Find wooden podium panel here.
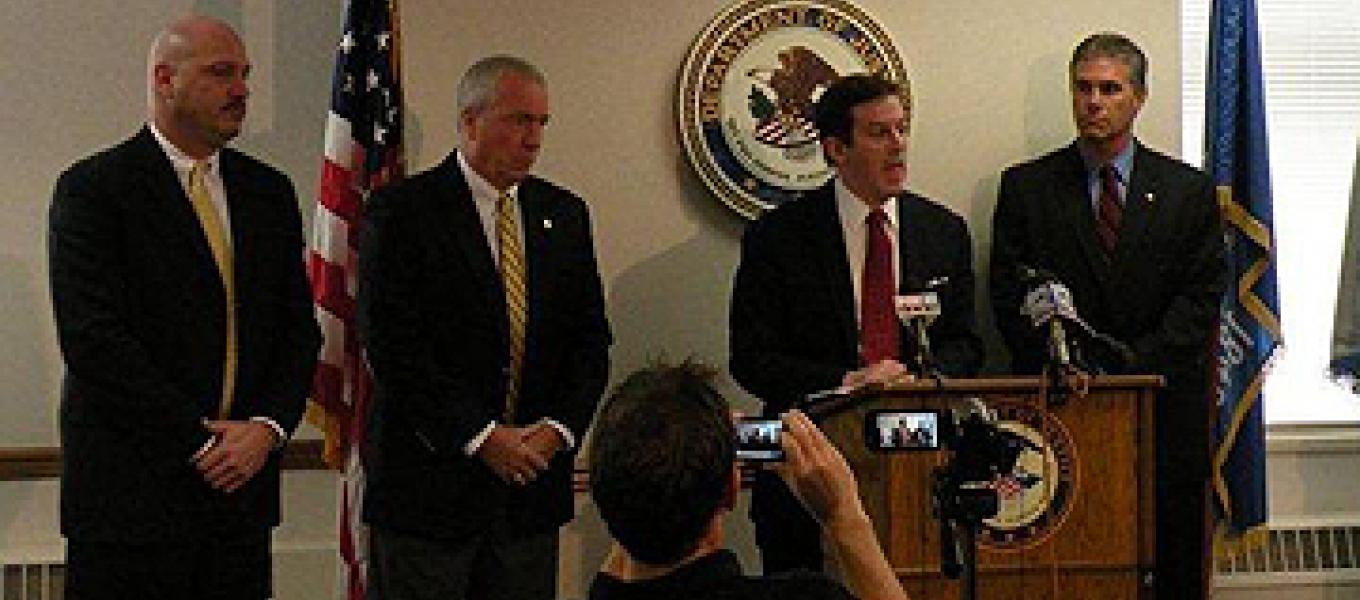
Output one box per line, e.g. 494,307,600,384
819,376,1160,600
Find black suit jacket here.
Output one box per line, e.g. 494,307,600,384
357,153,611,540
730,183,984,414
989,141,1225,471
48,127,320,543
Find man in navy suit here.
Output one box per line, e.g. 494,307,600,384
989,33,1225,599
49,16,320,599
358,56,611,600
730,73,984,574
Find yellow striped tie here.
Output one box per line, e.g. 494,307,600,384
497,192,527,423
187,162,238,420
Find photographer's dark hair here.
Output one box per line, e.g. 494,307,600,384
588,360,735,565
813,73,911,148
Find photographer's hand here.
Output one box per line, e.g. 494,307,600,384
774,410,910,600
774,410,864,526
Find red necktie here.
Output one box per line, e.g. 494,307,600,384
861,209,898,365
1095,164,1123,257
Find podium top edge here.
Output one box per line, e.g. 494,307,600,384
875,374,1165,394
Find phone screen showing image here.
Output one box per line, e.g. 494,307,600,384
866,410,941,451
736,418,784,462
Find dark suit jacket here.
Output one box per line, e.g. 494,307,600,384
357,153,611,540
48,127,320,543
730,183,984,415
989,140,1225,472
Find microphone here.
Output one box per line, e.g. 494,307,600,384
1015,265,1136,374
896,276,947,379
1017,266,1078,372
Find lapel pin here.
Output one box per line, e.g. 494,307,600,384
543,219,553,230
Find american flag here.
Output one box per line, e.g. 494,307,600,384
752,114,819,148
306,1,403,598
991,470,1041,501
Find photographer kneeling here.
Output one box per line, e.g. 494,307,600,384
588,362,910,600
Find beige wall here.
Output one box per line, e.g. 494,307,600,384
0,0,1182,441
0,0,1182,597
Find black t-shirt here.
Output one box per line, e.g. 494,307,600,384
588,550,857,600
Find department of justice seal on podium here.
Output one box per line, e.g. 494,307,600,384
980,401,1079,551
678,0,908,219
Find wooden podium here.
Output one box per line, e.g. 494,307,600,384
819,376,1161,599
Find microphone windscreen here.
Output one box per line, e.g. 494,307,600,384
1021,283,1078,326
895,291,942,324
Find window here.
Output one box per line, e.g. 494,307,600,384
1182,0,1360,422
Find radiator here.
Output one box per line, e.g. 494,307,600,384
1215,522,1360,593
0,563,61,600
2,526,1358,598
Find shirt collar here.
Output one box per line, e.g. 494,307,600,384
587,550,742,600
834,178,898,231
1079,138,1136,184
456,150,520,203
148,121,220,175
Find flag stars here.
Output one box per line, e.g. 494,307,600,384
374,124,387,144
343,74,355,94
367,69,381,91
339,31,356,54
376,31,391,50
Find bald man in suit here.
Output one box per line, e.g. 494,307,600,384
49,16,319,599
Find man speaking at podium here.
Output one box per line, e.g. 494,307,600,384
989,33,1225,598
730,73,984,575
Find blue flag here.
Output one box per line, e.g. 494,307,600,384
1205,0,1280,553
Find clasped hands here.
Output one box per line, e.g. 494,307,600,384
840,358,915,392
194,419,278,493
476,423,565,487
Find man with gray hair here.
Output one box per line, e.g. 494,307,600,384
49,15,319,599
990,32,1224,598
357,55,611,599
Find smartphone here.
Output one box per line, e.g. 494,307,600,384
865,409,942,451
735,417,784,462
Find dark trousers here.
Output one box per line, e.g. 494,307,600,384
1156,477,1210,599
368,525,558,600
65,530,271,600
750,470,824,574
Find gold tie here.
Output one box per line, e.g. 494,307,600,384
497,192,527,423
187,162,238,419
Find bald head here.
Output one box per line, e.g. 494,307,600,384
147,16,251,158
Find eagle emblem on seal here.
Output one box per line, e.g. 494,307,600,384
746,46,839,158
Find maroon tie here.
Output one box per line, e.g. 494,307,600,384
861,209,898,365
1095,164,1123,257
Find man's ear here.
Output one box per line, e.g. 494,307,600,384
152,64,176,98
459,108,480,143
822,136,846,167
720,464,740,512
